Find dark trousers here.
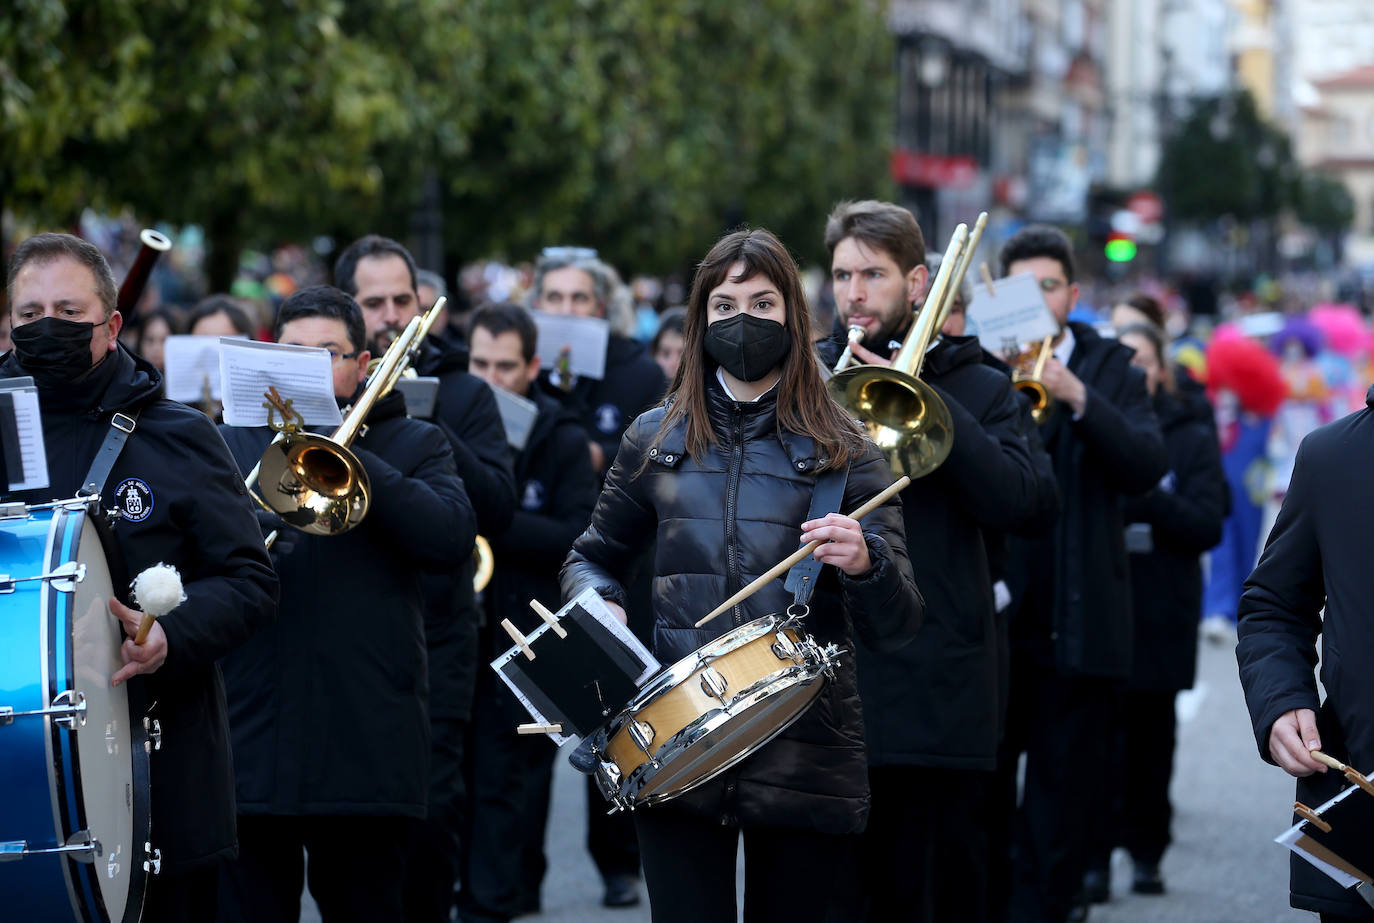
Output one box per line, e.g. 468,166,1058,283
586,774,640,881
1087,689,1177,871
458,682,557,922
991,655,1114,923
405,716,469,923
634,804,854,923
856,765,992,923
219,815,414,923
143,866,219,923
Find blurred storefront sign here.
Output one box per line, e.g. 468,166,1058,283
890,149,980,188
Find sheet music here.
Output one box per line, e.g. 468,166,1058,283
218,338,343,428
0,379,49,492
965,272,1060,357
164,334,238,403
531,310,610,381
491,384,539,451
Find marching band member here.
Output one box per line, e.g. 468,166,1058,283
562,228,923,923
458,302,600,922
334,235,516,921
216,286,475,923
820,200,1058,922
991,225,1166,923
2,232,278,922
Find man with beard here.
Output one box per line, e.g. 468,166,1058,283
217,286,474,923
2,232,278,921
334,235,517,922
818,200,1058,922
458,302,599,921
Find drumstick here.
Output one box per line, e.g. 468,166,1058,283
694,476,911,629
1310,750,1374,797
130,563,185,645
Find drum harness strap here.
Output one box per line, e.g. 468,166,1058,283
782,463,849,611
78,409,142,501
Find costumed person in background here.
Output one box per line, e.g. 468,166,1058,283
2,232,279,922
529,248,667,908
562,228,924,923
334,234,517,923
1200,332,1287,645
1309,303,1369,417
1236,382,1374,922
817,200,1058,923
217,286,475,923
1082,322,1227,901
1269,317,1330,501
458,303,600,922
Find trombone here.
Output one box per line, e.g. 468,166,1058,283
828,212,987,478
244,298,446,537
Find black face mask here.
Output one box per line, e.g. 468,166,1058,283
704,313,790,383
11,316,104,387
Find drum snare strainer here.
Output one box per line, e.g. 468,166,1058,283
593,607,842,812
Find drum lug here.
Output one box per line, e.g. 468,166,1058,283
0,690,87,728
629,720,657,764
0,560,86,594
0,502,29,521
143,841,161,876
0,831,101,864
770,632,801,664
699,667,730,705
143,716,162,753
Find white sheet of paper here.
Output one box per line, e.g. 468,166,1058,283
218,338,344,428
490,587,662,746
164,334,236,403
491,385,539,451
1276,773,1371,889
965,272,1060,357
0,381,49,492
532,311,610,381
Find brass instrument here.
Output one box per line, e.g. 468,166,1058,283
473,534,494,592
1009,335,1056,425
827,213,988,478
244,298,447,536
831,324,866,375
117,229,172,314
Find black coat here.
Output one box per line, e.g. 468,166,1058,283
562,379,924,835
485,390,599,650
219,391,474,817
1237,387,1374,917
819,334,1058,770
415,341,517,722
1007,322,1167,679
1122,392,1227,692
0,346,278,874
537,333,667,477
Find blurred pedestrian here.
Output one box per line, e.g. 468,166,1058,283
649,307,686,381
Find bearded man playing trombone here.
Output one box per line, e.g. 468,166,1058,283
216,286,475,923
819,200,1058,923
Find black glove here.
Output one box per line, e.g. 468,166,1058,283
254,509,300,560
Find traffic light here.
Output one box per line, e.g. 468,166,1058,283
1105,231,1137,263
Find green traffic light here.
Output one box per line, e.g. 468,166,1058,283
1105,238,1138,262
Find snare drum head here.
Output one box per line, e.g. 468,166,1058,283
0,506,149,923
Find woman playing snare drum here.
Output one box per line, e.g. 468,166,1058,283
562,228,924,922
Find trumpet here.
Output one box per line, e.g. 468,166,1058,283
828,213,987,478
244,298,446,536
1008,335,1056,424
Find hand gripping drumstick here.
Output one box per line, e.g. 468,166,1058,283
130,563,186,645
694,476,911,629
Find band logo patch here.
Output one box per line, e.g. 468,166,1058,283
522,480,546,511
595,403,621,434
114,478,154,523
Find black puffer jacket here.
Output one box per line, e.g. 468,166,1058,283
562,378,923,834
1,346,278,874
219,391,474,817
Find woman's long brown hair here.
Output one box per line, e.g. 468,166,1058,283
648,228,865,471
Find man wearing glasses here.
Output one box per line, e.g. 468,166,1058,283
990,225,1166,923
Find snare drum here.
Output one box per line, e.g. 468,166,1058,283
0,500,152,923
593,613,841,812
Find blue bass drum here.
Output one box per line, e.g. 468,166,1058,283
0,501,152,922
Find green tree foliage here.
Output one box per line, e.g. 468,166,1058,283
1295,172,1355,233
2,0,895,281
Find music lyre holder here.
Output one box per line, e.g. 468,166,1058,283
1284,751,1374,908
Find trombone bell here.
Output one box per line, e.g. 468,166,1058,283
257,432,371,535
828,365,954,478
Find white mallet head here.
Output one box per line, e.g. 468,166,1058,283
131,563,186,617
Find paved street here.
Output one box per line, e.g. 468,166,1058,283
304,634,1316,922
